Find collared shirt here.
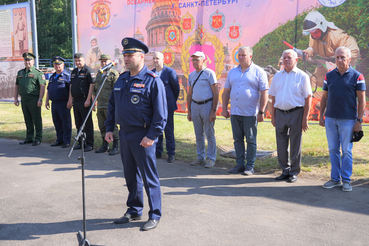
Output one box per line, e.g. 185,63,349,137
106,65,167,140
323,66,366,119
47,69,70,102
15,66,46,99
224,63,268,116
188,68,217,102
269,66,312,110
70,64,95,101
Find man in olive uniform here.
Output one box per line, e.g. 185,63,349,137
91,54,120,155
45,56,72,148
67,53,95,152
14,52,46,146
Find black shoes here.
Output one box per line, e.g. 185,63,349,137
275,174,298,182
275,174,290,180
84,146,93,152
62,143,70,148
228,165,245,174
167,155,175,163
141,219,159,231
156,152,162,158
288,175,298,183
51,141,63,147
114,213,142,224
19,140,33,145
32,140,41,146
74,144,82,150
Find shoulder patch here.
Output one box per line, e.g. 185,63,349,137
148,70,157,78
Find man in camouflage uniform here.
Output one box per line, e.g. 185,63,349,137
14,52,46,146
92,54,120,155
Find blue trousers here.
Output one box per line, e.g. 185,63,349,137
119,129,162,220
325,117,356,182
156,110,175,156
51,101,72,144
231,115,257,170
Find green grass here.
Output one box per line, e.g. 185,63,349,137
0,102,368,181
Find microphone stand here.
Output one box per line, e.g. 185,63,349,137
68,69,112,246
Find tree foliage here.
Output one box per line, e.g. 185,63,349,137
252,0,369,83
0,0,72,59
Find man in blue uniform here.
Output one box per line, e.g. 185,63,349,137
105,38,167,231
45,56,72,148
152,52,179,163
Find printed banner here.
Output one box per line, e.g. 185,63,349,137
76,0,369,122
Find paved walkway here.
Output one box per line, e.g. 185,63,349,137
0,138,368,245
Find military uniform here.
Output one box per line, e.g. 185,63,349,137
47,57,72,147
70,64,95,148
92,54,120,154
15,52,46,144
106,38,167,230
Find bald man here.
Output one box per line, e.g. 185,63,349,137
152,52,179,163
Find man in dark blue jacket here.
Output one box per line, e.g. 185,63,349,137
152,52,179,163
45,56,72,148
105,38,167,231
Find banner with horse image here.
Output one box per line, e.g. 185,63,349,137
76,0,369,122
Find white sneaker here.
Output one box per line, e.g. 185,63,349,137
205,159,215,168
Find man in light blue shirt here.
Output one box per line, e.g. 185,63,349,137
222,46,269,175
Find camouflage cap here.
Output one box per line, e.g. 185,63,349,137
99,54,111,60
22,52,36,60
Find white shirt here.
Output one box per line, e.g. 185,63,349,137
269,66,312,110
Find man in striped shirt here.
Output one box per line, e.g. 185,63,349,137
319,46,366,192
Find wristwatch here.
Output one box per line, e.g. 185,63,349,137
258,111,264,115
357,118,363,123
38,99,42,102
212,108,217,112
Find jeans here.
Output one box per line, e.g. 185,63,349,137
191,101,217,161
231,115,257,170
325,117,356,182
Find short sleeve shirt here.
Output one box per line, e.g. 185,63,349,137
269,66,312,110
224,63,269,116
323,67,366,119
188,68,217,102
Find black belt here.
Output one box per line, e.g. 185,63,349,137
192,98,213,105
278,107,303,114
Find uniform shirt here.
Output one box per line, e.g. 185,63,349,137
106,65,167,140
269,66,312,110
305,28,359,66
47,69,70,102
70,65,95,101
92,69,119,108
224,63,268,116
323,67,366,119
188,68,217,102
15,66,46,99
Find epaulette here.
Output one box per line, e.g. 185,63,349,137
148,70,157,78
35,68,43,72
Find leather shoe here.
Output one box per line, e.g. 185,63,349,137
32,140,41,146
288,175,298,183
74,144,82,150
167,155,175,163
228,165,245,174
51,141,63,147
156,152,162,158
275,174,290,180
19,140,33,145
141,219,159,231
62,143,70,148
84,146,93,152
114,213,142,224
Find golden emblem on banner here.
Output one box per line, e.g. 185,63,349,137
162,46,175,67
180,11,195,34
177,84,187,104
231,43,242,65
181,24,224,80
165,24,180,45
91,0,111,30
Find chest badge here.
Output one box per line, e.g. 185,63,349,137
131,95,140,104
133,83,145,88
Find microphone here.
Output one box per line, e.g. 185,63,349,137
98,60,117,73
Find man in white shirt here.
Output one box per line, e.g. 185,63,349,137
222,46,269,175
269,49,312,183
